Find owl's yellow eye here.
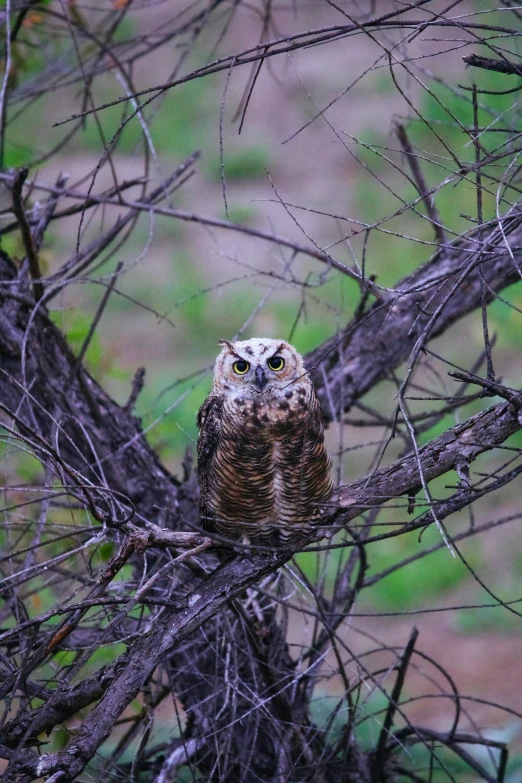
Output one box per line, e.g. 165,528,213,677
233,359,250,375
267,356,285,371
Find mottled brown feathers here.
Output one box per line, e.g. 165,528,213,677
197,338,333,546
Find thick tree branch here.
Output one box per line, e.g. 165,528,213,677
334,391,522,512
307,212,522,421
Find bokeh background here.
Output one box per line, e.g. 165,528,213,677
2,1,522,779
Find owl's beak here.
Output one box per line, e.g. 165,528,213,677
254,365,268,391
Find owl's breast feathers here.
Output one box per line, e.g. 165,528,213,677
197,383,333,544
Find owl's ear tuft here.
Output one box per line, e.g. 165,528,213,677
219,339,235,351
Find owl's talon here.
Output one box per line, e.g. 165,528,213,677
235,535,254,561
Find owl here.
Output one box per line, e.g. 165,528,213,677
197,338,333,546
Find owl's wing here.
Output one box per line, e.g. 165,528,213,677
305,382,334,508
196,393,224,526
308,382,324,428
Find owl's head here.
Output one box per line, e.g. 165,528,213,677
212,338,307,398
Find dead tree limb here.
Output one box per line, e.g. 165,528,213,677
308,211,522,421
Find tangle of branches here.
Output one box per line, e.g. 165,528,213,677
1,2,522,782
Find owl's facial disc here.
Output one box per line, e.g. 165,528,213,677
213,338,306,399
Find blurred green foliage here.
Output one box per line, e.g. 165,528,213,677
77,79,214,159
205,143,271,182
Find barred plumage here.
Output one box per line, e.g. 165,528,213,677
197,338,333,545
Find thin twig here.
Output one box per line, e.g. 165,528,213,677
124,367,146,413
10,168,42,300
395,123,446,246
70,261,123,378
472,83,495,382
0,0,12,169
372,627,419,782
463,53,522,77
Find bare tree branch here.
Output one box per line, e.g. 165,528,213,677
1,3,521,782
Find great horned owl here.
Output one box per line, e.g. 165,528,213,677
197,337,333,546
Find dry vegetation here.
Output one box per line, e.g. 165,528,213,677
1,2,522,781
